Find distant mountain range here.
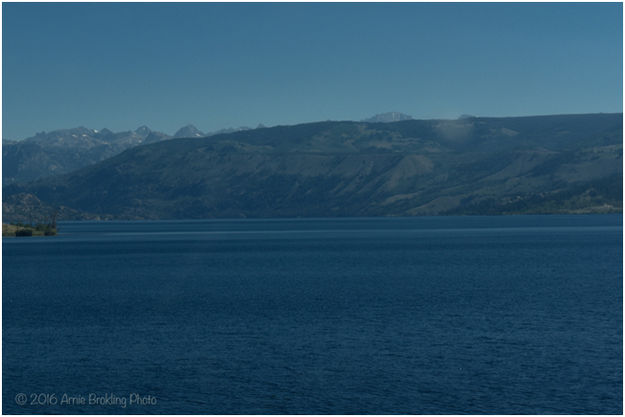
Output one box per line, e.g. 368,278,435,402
3,126,165,184
4,114,413,183
2,124,251,183
3,113,621,222
362,112,413,123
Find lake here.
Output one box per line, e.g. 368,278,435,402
3,215,622,414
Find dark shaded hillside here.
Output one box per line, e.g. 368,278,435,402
3,113,622,221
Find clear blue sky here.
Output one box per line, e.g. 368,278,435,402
2,2,622,139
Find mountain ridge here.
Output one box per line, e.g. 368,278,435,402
2,123,257,183
363,112,413,123
3,113,621,222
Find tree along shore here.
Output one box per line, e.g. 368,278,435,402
2,222,57,237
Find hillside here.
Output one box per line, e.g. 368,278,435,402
3,113,622,221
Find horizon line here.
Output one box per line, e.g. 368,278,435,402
3,110,622,141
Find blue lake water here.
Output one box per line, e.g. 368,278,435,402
3,215,622,414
